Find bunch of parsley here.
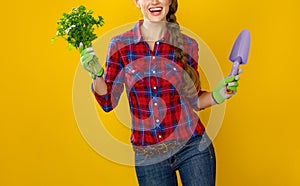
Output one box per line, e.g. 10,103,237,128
53,5,104,50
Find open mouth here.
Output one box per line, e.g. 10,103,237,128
149,7,163,13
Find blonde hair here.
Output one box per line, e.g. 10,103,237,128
166,0,201,97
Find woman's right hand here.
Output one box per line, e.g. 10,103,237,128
79,43,104,79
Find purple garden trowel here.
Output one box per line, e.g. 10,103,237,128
227,29,251,93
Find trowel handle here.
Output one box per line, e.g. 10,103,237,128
230,60,241,76
226,60,241,94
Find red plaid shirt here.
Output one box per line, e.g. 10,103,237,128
94,21,206,146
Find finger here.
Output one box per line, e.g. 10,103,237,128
234,75,240,81
224,75,235,84
80,54,93,65
80,60,91,71
85,47,94,53
227,86,237,92
80,47,94,56
228,81,238,87
238,68,243,75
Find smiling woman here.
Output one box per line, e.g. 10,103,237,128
78,0,241,185
3,0,299,185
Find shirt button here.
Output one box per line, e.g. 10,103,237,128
156,119,160,123
154,102,158,106
156,42,160,45
152,56,156,60
152,70,156,74
158,135,162,139
173,67,177,71
153,86,157,90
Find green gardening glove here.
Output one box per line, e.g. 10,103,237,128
212,74,240,104
79,43,104,79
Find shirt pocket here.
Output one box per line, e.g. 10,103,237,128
124,63,146,90
161,62,184,91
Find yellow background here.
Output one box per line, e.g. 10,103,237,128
1,0,299,185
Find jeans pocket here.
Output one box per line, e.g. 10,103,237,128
198,133,214,155
207,143,216,160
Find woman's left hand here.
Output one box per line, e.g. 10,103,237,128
212,71,241,104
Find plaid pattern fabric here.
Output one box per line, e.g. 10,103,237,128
94,21,206,146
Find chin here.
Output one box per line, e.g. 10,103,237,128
146,17,166,23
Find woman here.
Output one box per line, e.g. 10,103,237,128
80,0,240,185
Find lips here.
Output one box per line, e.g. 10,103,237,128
149,7,162,12
148,7,163,17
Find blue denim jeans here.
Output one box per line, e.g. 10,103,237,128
134,133,216,186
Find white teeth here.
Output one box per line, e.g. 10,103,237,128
149,7,162,12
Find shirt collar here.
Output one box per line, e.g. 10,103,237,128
133,20,170,44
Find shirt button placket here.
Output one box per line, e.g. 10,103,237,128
152,44,161,142
155,117,161,141
151,53,158,93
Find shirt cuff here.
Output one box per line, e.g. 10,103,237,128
192,90,207,111
91,83,110,104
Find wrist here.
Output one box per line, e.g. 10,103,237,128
212,89,225,104
92,77,107,95
197,92,217,109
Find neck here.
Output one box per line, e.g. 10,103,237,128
141,20,167,42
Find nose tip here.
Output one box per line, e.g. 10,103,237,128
151,0,159,4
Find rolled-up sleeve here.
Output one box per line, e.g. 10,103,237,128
92,38,125,112
187,39,207,111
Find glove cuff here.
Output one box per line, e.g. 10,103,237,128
91,67,104,79
212,90,224,104
96,67,104,77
